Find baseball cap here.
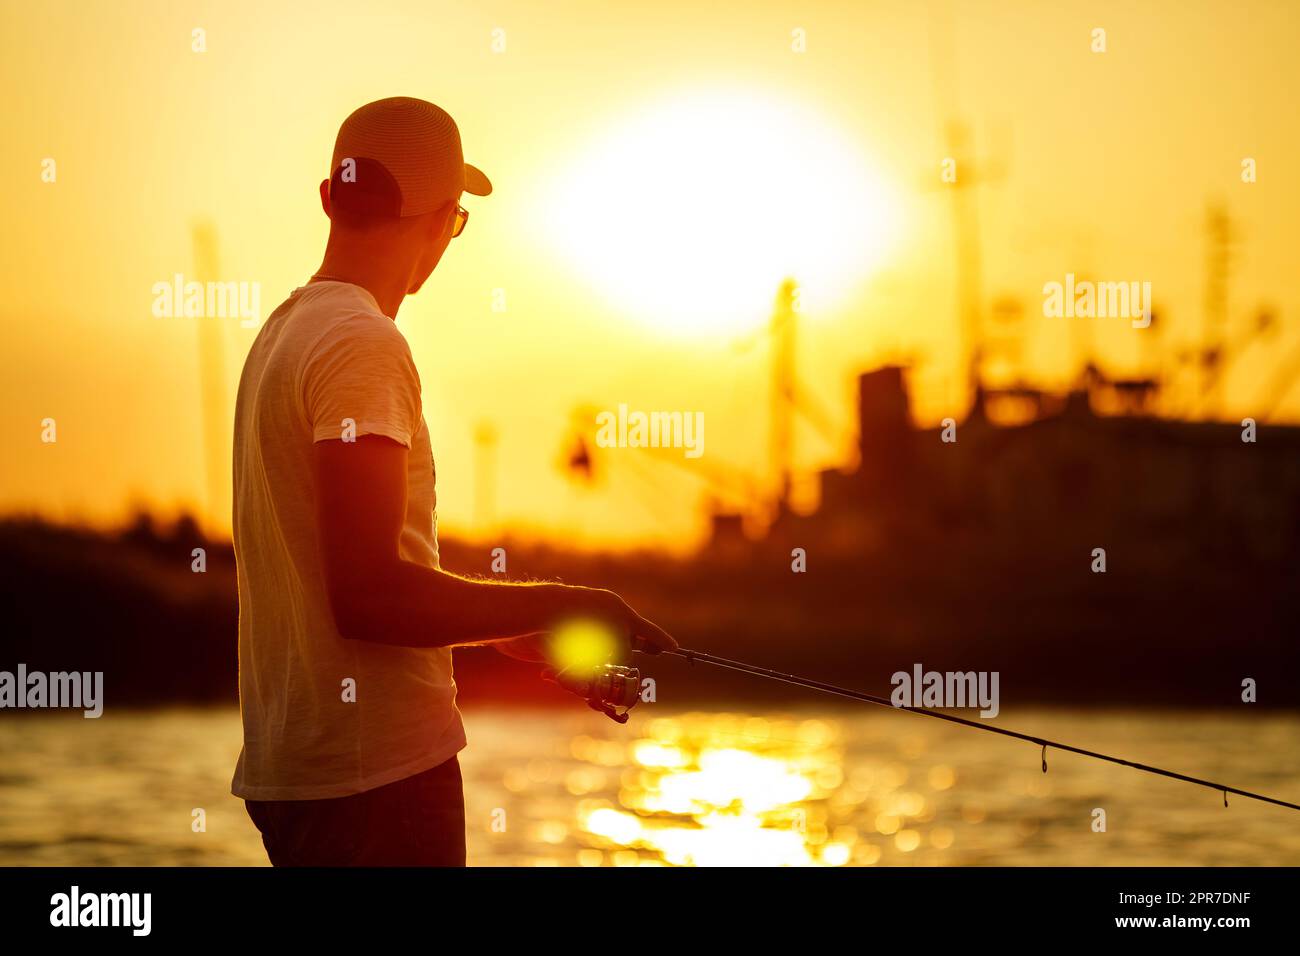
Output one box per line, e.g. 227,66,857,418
329,97,491,218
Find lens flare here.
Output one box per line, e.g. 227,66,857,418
550,617,620,672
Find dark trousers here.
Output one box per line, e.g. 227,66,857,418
246,756,466,866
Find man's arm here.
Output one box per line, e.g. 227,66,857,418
313,435,675,651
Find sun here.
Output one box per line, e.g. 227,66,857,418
536,88,899,337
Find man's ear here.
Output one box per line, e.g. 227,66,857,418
319,179,332,217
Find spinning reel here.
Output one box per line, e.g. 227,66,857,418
552,661,642,723
546,620,642,723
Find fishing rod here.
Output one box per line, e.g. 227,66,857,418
553,646,1300,812
666,648,1300,812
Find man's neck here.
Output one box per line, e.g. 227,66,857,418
313,248,410,319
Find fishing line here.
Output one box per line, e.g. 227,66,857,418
666,647,1300,813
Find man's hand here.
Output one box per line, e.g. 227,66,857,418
493,589,677,663
558,587,678,655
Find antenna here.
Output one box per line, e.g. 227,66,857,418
191,220,229,534
1200,202,1233,417
926,2,1007,414
769,279,797,515
473,422,498,537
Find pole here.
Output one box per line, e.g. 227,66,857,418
666,648,1300,813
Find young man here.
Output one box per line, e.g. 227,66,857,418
230,97,675,866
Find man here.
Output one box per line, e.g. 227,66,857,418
230,97,675,866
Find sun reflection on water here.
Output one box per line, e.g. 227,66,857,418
551,712,958,867
461,708,1300,867
0,708,1294,866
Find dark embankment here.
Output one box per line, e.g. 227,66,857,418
0,513,1294,710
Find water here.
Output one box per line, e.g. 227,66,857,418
1,707,1297,866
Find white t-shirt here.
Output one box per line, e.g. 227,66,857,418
230,280,465,801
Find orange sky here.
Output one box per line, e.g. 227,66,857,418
3,0,1298,550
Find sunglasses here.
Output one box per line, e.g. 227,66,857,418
452,203,469,238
